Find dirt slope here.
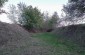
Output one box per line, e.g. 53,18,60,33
0,22,30,46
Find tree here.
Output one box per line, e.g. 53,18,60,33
17,2,27,24
63,0,85,21
7,4,18,24
49,12,59,29
42,12,59,31
41,12,51,30
17,3,43,30
0,0,8,7
0,0,8,14
7,3,27,24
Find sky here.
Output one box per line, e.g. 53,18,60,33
0,0,68,23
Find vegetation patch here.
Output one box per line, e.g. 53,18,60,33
32,32,85,55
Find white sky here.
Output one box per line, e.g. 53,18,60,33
0,0,68,23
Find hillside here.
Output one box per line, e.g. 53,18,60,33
0,21,84,55
53,24,85,53
0,22,30,46
0,21,80,55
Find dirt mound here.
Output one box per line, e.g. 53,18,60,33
0,22,30,46
53,24,85,47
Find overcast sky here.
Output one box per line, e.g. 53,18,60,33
0,0,68,23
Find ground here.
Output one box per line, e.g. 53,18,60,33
1,32,83,55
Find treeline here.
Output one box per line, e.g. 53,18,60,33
1,0,85,31
7,3,59,32
62,0,85,25
0,0,8,14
